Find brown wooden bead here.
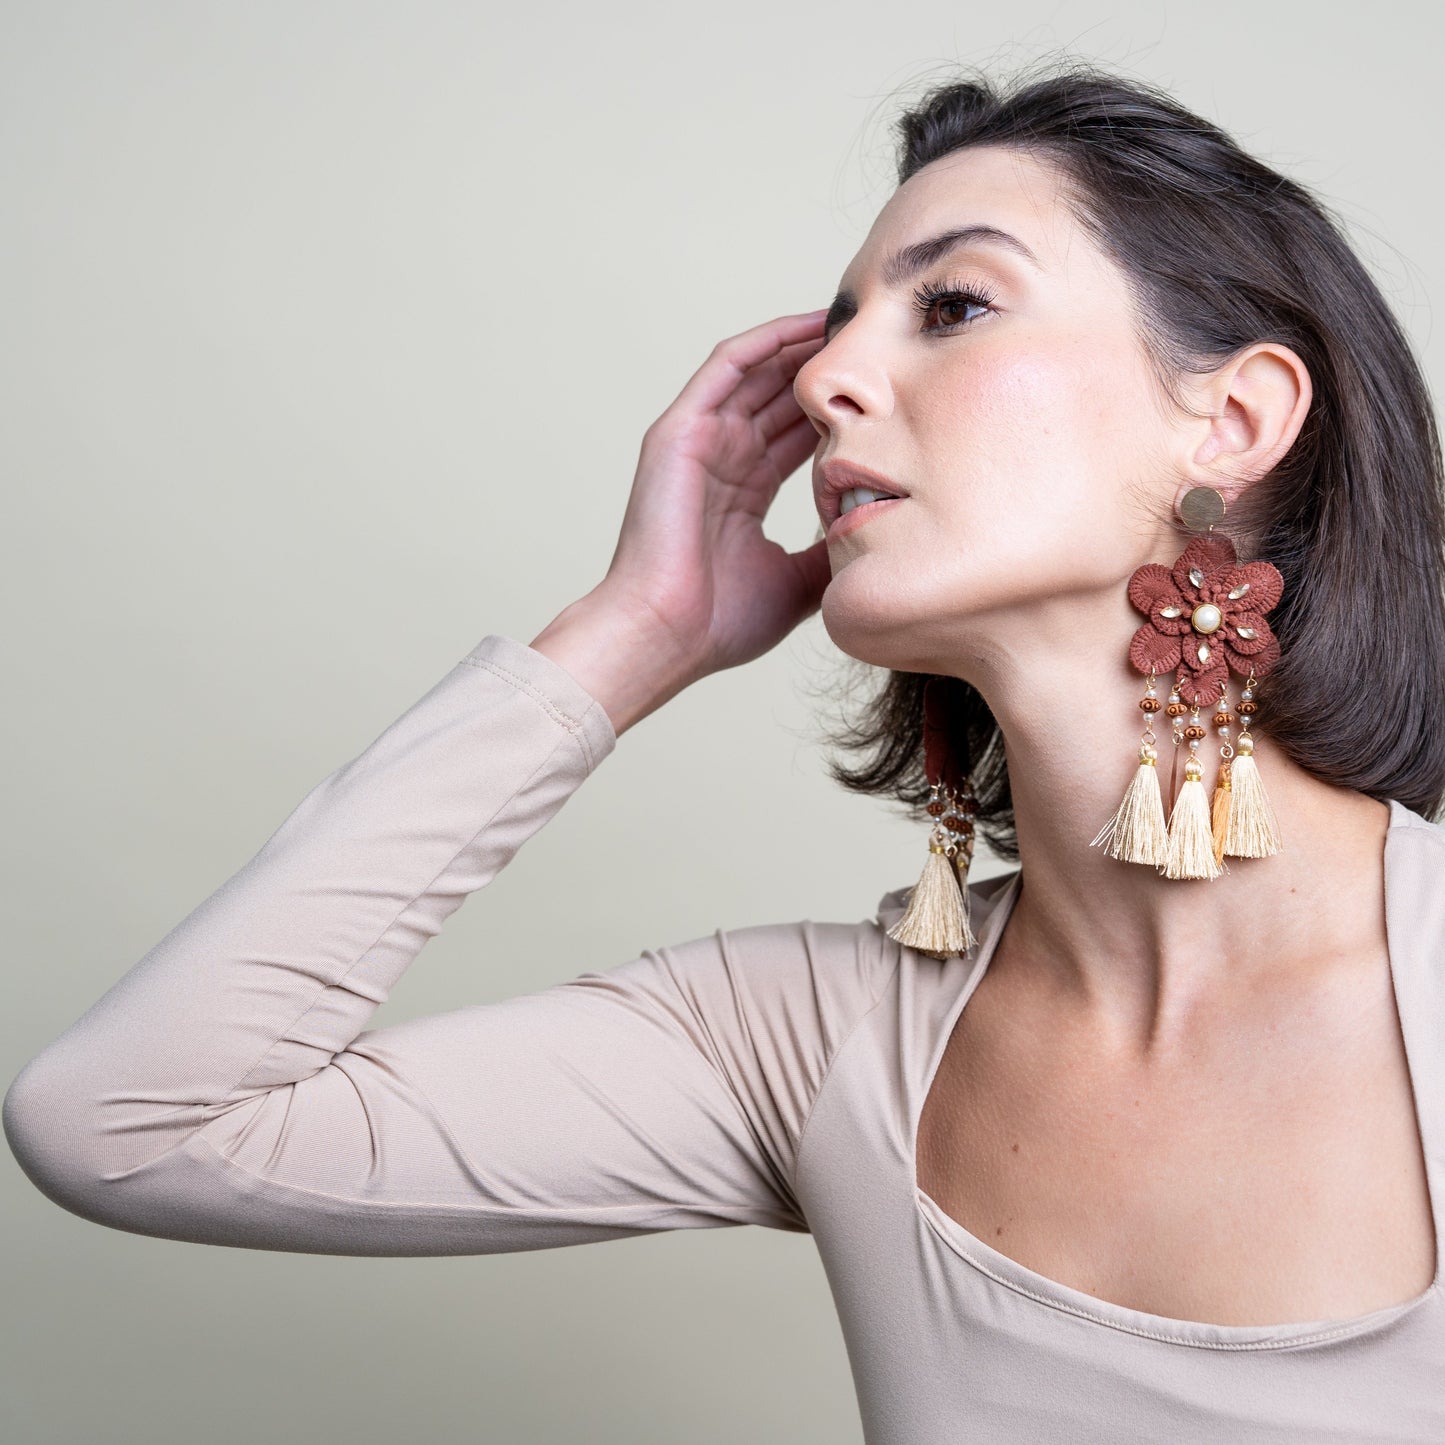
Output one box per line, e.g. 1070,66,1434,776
960,797,980,814
1165,701,1187,717
1139,697,1161,712
1212,710,1235,727
1184,724,1207,740
1237,700,1258,714
927,800,946,816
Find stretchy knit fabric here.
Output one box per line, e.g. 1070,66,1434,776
5,633,1444,1442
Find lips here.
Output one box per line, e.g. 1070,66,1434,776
815,458,910,532
828,492,905,541
838,484,903,516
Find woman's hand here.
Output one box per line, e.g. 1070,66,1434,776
531,309,832,735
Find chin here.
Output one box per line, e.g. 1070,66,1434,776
820,570,940,673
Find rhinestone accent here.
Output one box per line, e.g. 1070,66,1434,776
1197,642,1211,664
1159,605,1182,618
1228,581,1251,600
1236,626,1257,639
1188,567,1205,587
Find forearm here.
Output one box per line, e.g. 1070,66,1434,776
2,635,615,1214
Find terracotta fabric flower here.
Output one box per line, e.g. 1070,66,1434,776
1127,534,1283,707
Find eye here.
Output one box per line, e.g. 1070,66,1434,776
911,276,998,334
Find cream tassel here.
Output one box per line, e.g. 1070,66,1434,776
887,829,974,958
1223,733,1282,857
1163,755,1224,879
1210,758,1232,867
1090,745,1169,866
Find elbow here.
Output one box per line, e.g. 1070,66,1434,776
3,1048,118,1227
4,1050,302,1251
4,1048,209,1238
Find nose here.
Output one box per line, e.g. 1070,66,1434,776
792,327,894,436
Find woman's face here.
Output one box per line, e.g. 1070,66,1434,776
793,143,1182,677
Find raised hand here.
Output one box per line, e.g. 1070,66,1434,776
531,309,832,734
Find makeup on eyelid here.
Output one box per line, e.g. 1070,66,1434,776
823,272,1000,342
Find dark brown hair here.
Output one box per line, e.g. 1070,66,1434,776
815,59,1445,856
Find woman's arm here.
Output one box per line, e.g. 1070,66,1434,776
3,309,879,1255
2,631,891,1254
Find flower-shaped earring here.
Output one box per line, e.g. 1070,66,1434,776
1091,485,1285,879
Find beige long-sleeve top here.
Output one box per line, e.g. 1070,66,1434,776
5,633,1444,1442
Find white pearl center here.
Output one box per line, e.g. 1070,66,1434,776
1191,602,1223,634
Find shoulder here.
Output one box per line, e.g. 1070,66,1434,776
584,899,908,1092
642,912,903,1061
1388,797,1445,848
1385,800,1445,932
1386,797,1445,885
577,868,1023,1100
707,865,1021,1014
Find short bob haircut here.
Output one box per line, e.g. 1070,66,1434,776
820,60,1445,861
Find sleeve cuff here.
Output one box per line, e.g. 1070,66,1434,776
458,634,618,775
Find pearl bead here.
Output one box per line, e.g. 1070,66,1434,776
1191,602,1223,634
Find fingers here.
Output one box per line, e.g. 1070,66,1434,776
731,332,827,417
754,381,813,444
673,310,828,416
761,411,823,493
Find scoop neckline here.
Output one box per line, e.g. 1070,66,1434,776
911,798,1444,1351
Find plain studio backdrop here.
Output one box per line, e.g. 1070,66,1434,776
2,3,1441,1442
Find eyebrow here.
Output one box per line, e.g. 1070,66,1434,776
824,223,1041,338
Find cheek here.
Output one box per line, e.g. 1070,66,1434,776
972,341,1125,457
925,339,1151,538
917,355,1091,540
818,330,1163,663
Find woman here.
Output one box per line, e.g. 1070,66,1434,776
6,62,1443,1441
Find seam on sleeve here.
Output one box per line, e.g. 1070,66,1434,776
789,936,903,1197
188,1133,806,1232
223,724,586,1102
458,654,603,773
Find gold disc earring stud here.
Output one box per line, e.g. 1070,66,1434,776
1178,485,1226,532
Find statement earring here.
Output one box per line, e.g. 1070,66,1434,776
887,676,980,957
1091,484,1285,878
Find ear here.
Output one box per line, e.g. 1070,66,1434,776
1174,342,1312,511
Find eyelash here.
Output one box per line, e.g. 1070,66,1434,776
910,276,998,333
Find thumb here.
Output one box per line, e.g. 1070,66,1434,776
784,535,833,617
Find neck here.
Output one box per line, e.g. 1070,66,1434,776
952,604,1392,1047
